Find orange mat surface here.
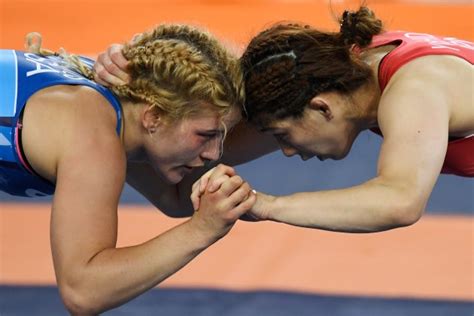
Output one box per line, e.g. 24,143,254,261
1,204,472,301
1,0,473,55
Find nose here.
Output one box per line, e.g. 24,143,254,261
280,144,298,157
200,137,222,162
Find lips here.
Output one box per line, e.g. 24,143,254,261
182,164,205,172
185,164,205,169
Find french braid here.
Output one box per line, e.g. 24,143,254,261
241,7,383,126
26,24,244,122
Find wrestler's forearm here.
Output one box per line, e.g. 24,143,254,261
58,219,218,314
263,178,425,233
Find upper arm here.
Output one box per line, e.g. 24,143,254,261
50,95,126,284
375,60,451,209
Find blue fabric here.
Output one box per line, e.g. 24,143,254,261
0,50,122,197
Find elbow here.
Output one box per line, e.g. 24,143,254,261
371,177,428,230
385,197,425,229
59,281,103,316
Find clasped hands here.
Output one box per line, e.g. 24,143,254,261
191,164,269,225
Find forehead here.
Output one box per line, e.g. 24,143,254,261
222,105,242,125
182,113,220,129
184,104,241,129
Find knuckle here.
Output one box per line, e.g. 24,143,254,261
237,185,249,196
216,201,226,212
219,175,230,183
110,49,123,61
106,62,119,73
241,182,250,191
231,176,243,186
97,67,109,77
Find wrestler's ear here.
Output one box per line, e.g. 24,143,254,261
141,104,162,133
309,96,333,121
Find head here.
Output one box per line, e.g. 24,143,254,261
241,7,382,161
47,25,243,183
114,25,245,182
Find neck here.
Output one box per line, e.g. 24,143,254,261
348,78,380,130
121,101,148,162
351,47,394,129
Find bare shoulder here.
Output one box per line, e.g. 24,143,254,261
27,85,118,123
23,85,121,182
382,55,473,136
388,54,472,86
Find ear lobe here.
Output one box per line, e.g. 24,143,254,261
309,97,333,121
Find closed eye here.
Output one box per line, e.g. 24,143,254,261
198,131,222,140
274,133,289,142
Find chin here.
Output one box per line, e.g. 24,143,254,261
165,171,185,184
154,167,185,184
336,138,356,160
331,147,351,160
322,147,349,161
335,150,350,160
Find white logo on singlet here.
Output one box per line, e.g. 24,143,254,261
24,53,90,81
0,133,11,146
24,188,48,197
404,32,474,52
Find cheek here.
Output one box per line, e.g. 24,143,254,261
173,137,207,159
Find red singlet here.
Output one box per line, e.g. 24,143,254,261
368,31,474,177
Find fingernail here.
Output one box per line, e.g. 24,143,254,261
251,190,257,194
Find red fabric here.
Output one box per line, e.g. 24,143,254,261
368,31,474,177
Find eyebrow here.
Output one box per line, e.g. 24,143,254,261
199,128,225,134
258,126,273,133
259,127,281,133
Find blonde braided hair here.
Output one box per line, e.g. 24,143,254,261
25,25,244,122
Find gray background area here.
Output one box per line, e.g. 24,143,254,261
1,286,472,316
1,131,472,214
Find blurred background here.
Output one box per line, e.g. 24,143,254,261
1,0,473,315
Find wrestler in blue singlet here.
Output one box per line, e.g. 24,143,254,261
0,50,122,197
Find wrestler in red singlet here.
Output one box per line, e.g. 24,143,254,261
369,31,474,177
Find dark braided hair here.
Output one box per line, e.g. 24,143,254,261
241,7,383,127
